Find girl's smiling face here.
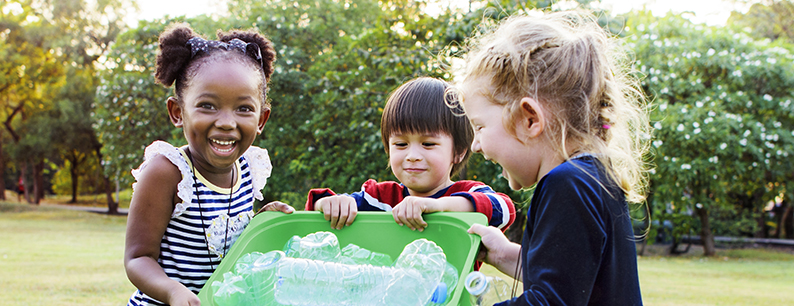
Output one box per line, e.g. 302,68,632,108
462,82,544,190
169,59,268,178
389,132,458,196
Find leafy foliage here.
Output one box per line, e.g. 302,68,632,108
624,11,794,249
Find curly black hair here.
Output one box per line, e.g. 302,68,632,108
154,23,277,107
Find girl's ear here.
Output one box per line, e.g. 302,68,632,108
167,97,184,127
517,97,545,139
257,107,271,135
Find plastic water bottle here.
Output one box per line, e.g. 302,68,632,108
465,271,511,306
274,238,447,305
427,262,460,305
211,271,249,306
283,231,341,262
339,243,393,266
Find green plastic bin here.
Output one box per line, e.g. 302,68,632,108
198,211,486,305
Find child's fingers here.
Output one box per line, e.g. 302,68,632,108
333,203,351,230
467,223,488,236
344,203,358,227
329,202,341,229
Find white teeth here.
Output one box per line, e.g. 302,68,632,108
211,139,236,152
212,139,236,146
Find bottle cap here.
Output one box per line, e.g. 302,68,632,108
430,282,448,303
464,271,488,296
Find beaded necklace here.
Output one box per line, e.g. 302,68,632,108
187,150,234,269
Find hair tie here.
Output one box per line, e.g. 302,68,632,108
185,37,264,72
602,124,611,130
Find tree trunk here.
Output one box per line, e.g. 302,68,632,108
772,200,786,238
21,162,31,204
695,206,716,256
94,146,117,214
0,139,5,201
33,161,44,204
70,158,79,203
755,204,767,238
783,205,794,239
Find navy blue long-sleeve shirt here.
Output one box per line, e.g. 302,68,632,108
496,155,643,306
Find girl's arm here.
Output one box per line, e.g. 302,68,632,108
124,155,199,306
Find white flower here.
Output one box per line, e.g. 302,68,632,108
685,134,690,139
707,48,716,56
720,143,727,150
740,139,747,146
681,164,692,170
732,70,742,77
764,94,773,101
677,124,685,132
743,130,751,137
696,101,704,108
653,140,663,147
654,122,663,130
694,128,701,134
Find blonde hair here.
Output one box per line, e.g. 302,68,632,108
457,11,651,203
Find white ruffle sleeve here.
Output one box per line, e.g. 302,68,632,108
130,141,195,218
242,146,272,201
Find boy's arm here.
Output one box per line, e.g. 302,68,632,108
450,182,516,231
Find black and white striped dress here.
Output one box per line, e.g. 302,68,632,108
127,141,272,306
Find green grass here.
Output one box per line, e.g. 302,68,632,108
1,201,793,305
0,202,135,305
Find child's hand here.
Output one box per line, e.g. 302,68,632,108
257,201,295,215
315,195,358,230
467,223,513,265
392,196,434,231
167,287,201,306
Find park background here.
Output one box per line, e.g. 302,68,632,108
1,0,793,304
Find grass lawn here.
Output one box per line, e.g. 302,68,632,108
1,201,793,305
0,202,134,305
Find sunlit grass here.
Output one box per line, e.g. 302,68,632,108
0,202,134,306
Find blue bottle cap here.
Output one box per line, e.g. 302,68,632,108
431,282,448,304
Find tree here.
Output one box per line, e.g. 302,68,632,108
729,0,794,43
624,11,794,255
1,0,128,208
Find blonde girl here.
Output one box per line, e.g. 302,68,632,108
458,11,650,305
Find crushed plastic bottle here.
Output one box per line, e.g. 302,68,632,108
213,232,460,306
464,271,511,306
283,231,341,262
339,243,393,266
275,238,447,305
211,271,249,306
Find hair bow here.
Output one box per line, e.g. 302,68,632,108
186,37,264,72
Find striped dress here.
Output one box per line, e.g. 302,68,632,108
127,141,272,306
